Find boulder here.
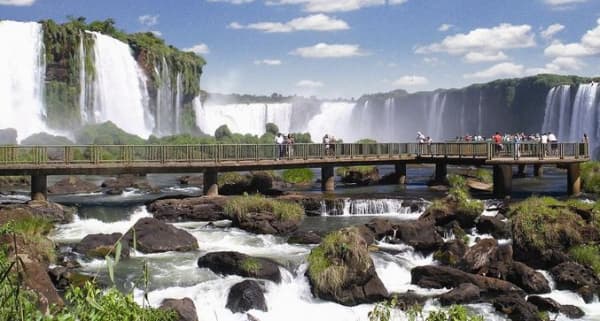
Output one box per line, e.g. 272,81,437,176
178,175,203,186
147,196,228,222
23,200,75,224
434,239,467,267
559,305,586,319
287,230,322,244
102,175,159,194
439,283,480,306
365,218,395,240
197,251,281,283
340,168,380,186
48,176,101,194
230,202,303,236
74,233,129,259
460,239,513,278
419,197,480,229
48,266,92,290
476,215,511,239
526,295,584,318
19,254,64,312
276,194,322,216
159,298,198,321
226,280,268,313
389,291,432,310
493,294,541,321
125,218,198,253
550,261,600,303
506,262,550,294
249,172,274,194
393,220,444,253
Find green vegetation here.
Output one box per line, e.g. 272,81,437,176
75,122,146,145
266,123,279,135
356,138,377,144
224,194,304,222
447,174,484,219
368,301,483,321
282,168,315,184
336,165,377,177
241,258,261,275
581,161,600,194
21,133,75,145
474,168,492,184
9,215,56,263
570,245,600,276
218,172,249,187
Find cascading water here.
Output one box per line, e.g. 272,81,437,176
426,92,447,141
306,101,356,141
383,97,395,138
175,73,183,133
0,21,48,140
542,85,571,140
569,83,599,142
79,34,88,123
155,58,174,135
477,91,483,135
89,31,153,138
321,198,426,218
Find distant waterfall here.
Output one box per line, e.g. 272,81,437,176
89,32,153,138
426,93,447,141
477,91,483,135
320,198,426,218
306,102,356,141
542,85,571,140
155,58,174,135
175,73,183,133
383,98,395,138
0,21,48,140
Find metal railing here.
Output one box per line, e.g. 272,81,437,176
0,142,588,165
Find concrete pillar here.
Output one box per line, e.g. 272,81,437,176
493,165,513,198
517,164,526,177
321,166,335,192
203,169,219,196
31,175,47,201
567,163,581,196
395,163,407,185
434,162,447,183
533,164,543,177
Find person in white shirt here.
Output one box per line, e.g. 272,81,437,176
548,132,558,155
275,133,285,159
541,133,548,156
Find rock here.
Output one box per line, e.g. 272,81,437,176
434,239,467,267
389,291,432,310
147,196,228,222
48,266,92,290
48,176,101,194
23,200,75,224
20,254,64,312
287,230,321,244
229,201,303,236
226,280,268,313
526,296,561,313
102,174,159,195
493,294,541,321
507,262,550,294
197,251,281,283
249,172,274,194
460,239,513,278
0,128,17,144
340,168,380,186
74,233,129,259
124,218,198,253
439,283,480,305
276,194,322,216
550,262,600,303
411,265,525,298
307,227,388,306
178,175,203,186
394,220,444,253
365,218,395,240
559,305,586,319
476,215,511,239
419,196,481,229
159,298,198,321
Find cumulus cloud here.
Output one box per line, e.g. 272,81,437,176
528,57,585,74
297,80,324,88
463,51,509,63
291,43,367,58
416,23,536,55
207,0,254,4
544,18,600,57
544,0,587,9
229,14,349,33
150,30,163,37
0,0,35,5
541,24,565,39
438,24,454,32
265,0,406,13
138,14,159,27
254,59,282,65
184,43,210,55
393,75,429,87
423,57,441,65
464,62,525,79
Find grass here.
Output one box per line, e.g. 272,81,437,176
7,215,56,263
282,168,315,184
224,194,304,222
241,258,262,275
447,174,484,219
218,172,249,187
570,245,600,276
336,166,377,177
474,168,493,184
581,161,600,194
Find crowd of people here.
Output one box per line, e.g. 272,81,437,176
274,133,295,160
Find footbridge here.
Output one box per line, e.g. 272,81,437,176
0,142,588,199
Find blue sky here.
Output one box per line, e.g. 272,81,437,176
1,0,600,98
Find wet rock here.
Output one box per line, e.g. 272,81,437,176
197,251,281,283
493,294,541,321
48,266,92,290
230,204,303,236
365,218,395,240
460,239,513,279
394,220,444,253
389,291,432,310
434,239,467,267
559,305,585,319
74,233,129,259
147,196,228,222
526,295,584,318
48,176,101,194
226,280,268,313
125,218,198,253
159,298,198,321
550,262,600,303
102,174,159,195
276,194,322,216
506,262,550,294
19,254,64,312
439,283,480,306
178,175,203,186
287,230,321,244
340,168,380,186
23,200,75,224
419,197,480,229
476,215,511,239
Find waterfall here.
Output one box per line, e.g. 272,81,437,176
0,21,48,140
89,32,153,138
384,97,395,138
542,85,571,140
477,91,483,135
79,35,87,123
175,73,183,133
306,102,356,141
426,93,447,141
569,83,599,156
321,198,425,218
155,57,174,135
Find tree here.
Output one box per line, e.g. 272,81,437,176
266,123,279,135
215,125,232,140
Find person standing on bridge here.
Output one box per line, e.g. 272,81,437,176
275,133,285,160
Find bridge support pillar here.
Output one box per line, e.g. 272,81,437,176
517,164,526,177
493,165,512,198
321,166,335,192
31,175,47,201
567,163,581,196
203,169,219,196
533,164,543,177
395,163,407,185
434,162,447,184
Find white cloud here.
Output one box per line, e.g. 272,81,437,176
416,23,536,55
207,0,254,4
230,14,349,33
544,18,600,57
254,59,282,65
291,43,367,58
529,56,585,74
265,0,406,13
297,80,324,88
541,24,565,39
184,43,210,55
544,0,587,7
438,24,454,32
463,51,509,63
150,30,163,37
138,14,159,27
393,75,429,87
464,62,525,79
0,0,35,5
423,57,440,65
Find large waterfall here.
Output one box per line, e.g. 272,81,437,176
0,21,48,140
426,93,447,141
89,32,153,138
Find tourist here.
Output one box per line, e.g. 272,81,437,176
541,132,548,156
417,131,426,143
583,133,589,144
493,132,503,155
513,134,521,159
548,132,558,155
323,134,330,157
275,133,285,160
286,134,295,158
330,136,337,157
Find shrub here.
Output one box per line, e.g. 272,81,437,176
224,195,304,222
581,161,600,194
336,166,377,177
447,174,484,218
474,168,492,184
570,245,600,276
241,258,261,275
282,168,315,184
368,302,484,321
218,172,248,187
265,123,279,135
214,125,232,140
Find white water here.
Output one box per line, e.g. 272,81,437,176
542,85,571,140
89,32,153,138
477,91,483,135
0,21,48,140
426,92,447,141
306,102,356,141
537,269,600,321
175,73,183,134
79,34,88,123
321,198,426,218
